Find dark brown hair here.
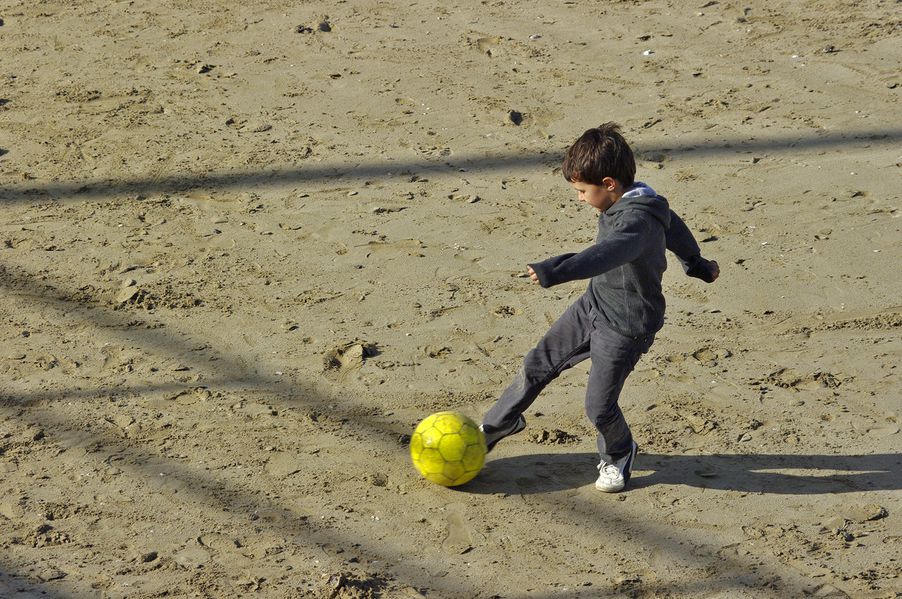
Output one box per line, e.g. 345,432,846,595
562,122,636,187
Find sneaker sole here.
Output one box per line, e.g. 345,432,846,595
594,478,625,492
595,474,626,493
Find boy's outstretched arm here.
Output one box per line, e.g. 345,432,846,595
667,210,719,283
528,213,651,287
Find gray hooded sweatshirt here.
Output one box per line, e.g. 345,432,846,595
529,182,671,338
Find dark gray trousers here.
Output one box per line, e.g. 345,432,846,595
483,294,655,463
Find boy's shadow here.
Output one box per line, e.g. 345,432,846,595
464,451,902,495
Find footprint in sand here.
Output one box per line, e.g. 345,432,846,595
441,503,484,554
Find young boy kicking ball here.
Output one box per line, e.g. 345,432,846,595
480,123,719,492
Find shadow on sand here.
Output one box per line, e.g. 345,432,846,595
3,126,899,595
2,128,901,206
466,451,902,495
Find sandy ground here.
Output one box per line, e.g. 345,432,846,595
1,0,900,597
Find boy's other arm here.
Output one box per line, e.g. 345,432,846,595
667,210,720,283
528,216,652,288
666,210,701,260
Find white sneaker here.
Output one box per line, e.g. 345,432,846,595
595,441,638,493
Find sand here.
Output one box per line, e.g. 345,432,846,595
0,0,900,597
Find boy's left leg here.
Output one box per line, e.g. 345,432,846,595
483,296,594,428
481,295,595,450
585,321,655,491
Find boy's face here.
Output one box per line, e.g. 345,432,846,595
569,177,622,214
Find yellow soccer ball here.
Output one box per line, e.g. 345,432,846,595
410,411,487,486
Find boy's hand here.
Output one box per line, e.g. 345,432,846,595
527,265,540,284
708,260,720,282
687,257,719,283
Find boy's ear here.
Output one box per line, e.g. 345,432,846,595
601,176,617,191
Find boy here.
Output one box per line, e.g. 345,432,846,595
480,123,718,492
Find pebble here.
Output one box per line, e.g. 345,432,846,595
318,20,332,32
844,504,888,523
37,567,66,582
508,110,523,125
244,122,271,133
195,64,214,74
116,286,139,304
369,205,406,214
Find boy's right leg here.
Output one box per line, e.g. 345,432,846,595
585,322,655,491
482,294,594,447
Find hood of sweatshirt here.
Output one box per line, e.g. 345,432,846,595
606,182,671,229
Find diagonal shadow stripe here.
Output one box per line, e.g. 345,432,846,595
0,266,483,595
0,260,406,439
5,399,833,598
0,262,845,596
1,128,900,206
